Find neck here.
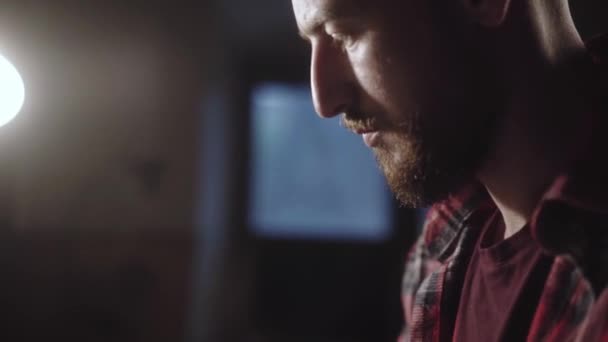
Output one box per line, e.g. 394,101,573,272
477,3,592,239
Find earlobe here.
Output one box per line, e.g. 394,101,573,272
464,0,512,28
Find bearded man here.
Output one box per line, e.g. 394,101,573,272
292,0,608,340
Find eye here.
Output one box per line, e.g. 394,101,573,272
328,32,356,51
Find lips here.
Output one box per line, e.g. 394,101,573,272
362,131,380,147
349,127,381,147
354,127,375,135
341,116,382,147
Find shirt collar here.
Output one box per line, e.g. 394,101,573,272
530,34,608,269
423,34,608,264
423,182,494,261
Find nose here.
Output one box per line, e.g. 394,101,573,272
310,41,354,118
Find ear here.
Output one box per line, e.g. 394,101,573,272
462,0,512,28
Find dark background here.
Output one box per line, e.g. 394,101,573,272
0,1,606,341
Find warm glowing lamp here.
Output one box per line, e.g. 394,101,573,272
0,54,25,127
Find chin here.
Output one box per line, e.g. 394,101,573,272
377,149,476,208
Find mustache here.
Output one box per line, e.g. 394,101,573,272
341,110,407,133
341,114,379,132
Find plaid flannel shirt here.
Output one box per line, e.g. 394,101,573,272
399,35,608,342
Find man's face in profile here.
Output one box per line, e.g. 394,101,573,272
293,0,503,207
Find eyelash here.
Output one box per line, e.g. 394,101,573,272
328,32,356,52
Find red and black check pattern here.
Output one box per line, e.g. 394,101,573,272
398,35,608,342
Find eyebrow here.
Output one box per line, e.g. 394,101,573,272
297,2,367,40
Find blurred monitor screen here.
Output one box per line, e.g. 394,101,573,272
248,83,392,241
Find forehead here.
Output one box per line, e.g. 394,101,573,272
292,0,376,34
292,0,368,17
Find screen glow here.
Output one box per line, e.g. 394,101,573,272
0,54,25,127
249,83,392,241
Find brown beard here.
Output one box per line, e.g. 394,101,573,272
371,106,496,208
374,133,467,208
374,134,425,207
341,76,499,208
374,135,459,207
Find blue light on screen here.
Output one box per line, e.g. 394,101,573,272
249,83,392,241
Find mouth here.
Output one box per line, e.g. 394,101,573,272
349,127,381,147
360,131,380,147
342,123,380,148
341,115,383,147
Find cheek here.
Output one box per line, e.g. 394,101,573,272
348,34,394,94
350,45,413,117
350,49,384,96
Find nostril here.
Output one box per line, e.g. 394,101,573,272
333,104,349,117
311,89,348,118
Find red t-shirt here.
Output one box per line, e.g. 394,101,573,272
452,210,553,341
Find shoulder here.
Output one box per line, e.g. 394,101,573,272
418,183,493,261
402,182,493,293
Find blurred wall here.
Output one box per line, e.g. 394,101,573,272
0,2,205,231
0,2,215,341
